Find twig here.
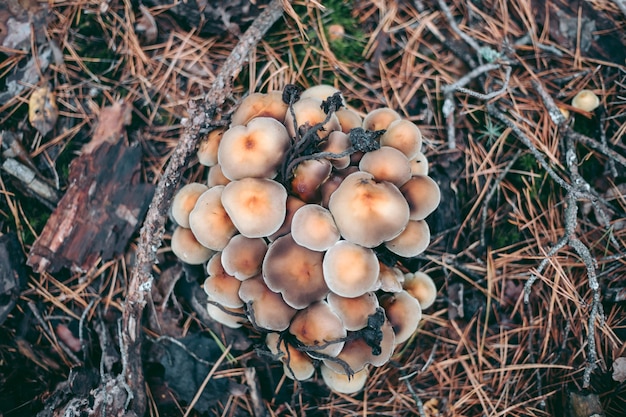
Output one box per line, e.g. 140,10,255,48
119,2,285,415
182,345,232,417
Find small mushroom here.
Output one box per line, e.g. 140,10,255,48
384,219,430,258
221,178,288,238
207,164,231,187
321,363,369,394
335,108,363,133
203,253,243,308
289,301,347,357
358,146,412,187
170,226,213,265
238,275,297,331
230,91,289,126
268,195,306,241
197,127,225,167
284,97,341,139
400,175,441,221
328,171,409,247
379,290,422,344
376,262,405,293
171,182,208,228
362,107,401,131
379,119,422,159
221,234,267,280
206,300,247,329
320,166,358,208
571,89,600,113
409,152,429,176
327,291,379,331
323,240,379,298
290,158,332,203
188,186,237,251
291,204,340,251
300,84,344,105
218,117,290,180
266,332,315,381
403,271,437,310
321,130,351,169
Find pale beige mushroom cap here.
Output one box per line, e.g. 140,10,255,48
203,253,243,308
400,175,441,221
221,234,267,280
380,290,422,344
284,97,341,139
384,219,430,258
266,332,315,381
571,89,600,112
403,271,437,310
188,186,237,251
289,301,347,357
323,240,380,298
362,107,401,131
290,158,332,203
207,164,231,187
358,146,412,187
321,363,369,394
409,152,429,176
238,275,297,331
221,178,287,238
327,291,379,331
171,182,208,228
328,171,410,247
230,91,289,126
335,108,363,133
197,127,225,167
300,84,344,105
291,204,340,251
321,130,351,169
218,117,290,180
376,262,405,293
206,300,247,329
170,226,213,265
379,119,422,159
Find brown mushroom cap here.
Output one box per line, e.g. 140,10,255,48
403,271,437,310
400,175,441,221
571,89,600,113
268,195,306,241
266,332,315,381
221,234,267,280
207,164,231,187
320,166,358,208
171,182,208,228
323,240,380,298
197,127,225,167
262,234,329,309
218,117,290,180
362,107,401,131
379,119,422,159
238,275,297,331
384,219,430,258
203,253,243,308
188,186,237,251
409,152,429,176
376,262,405,293
335,108,363,134
327,291,379,331
290,158,332,203
170,226,214,265
321,363,369,394
321,130,351,169
230,91,289,126
206,300,247,329
379,290,422,344
328,171,410,247
284,97,341,139
291,204,340,251
358,146,412,187
289,301,347,357
221,178,288,238
300,84,344,105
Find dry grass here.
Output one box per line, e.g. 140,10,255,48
1,0,625,416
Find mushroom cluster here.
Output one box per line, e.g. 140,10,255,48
170,84,440,394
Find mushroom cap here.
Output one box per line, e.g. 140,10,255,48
218,117,290,180
379,119,422,159
321,130,351,169
188,186,237,251
221,178,288,238
284,97,341,139
291,204,340,251
207,164,231,187
262,234,329,309
403,271,437,310
321,363,369,394
327,291,379,331
170,226,214,265
376,262,405,293
221,234,267,280
171,182,208,228
197,127,225,167
320,166,358,208
384,219,430,258
206,300,247,329
362,107,401,131
290,158,332,203
203,253,243,308
266,332,315,381
379,290,422,344
230,91,289,126
238,275,297,331
571,89,600,112
409,152,429,176
335,108,363,134
300,84,344,104
323,240,380,298
400,175,441,221
328,171,410,247
358,146,412,187
268,195,306,241
289,301,347,357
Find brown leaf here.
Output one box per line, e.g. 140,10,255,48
28,85,58,136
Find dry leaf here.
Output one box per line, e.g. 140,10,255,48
613,357,626,383
28,85,58,136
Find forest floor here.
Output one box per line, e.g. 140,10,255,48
0,0,625,416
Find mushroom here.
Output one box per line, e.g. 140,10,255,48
376,262,405,293
358,146,412,187
188,186,237,251
221,177,288,238
362,107,401,131
571,89,600,112
400,175,441,221
218,117,290,180
321,363,369,394
289,300,347,357
409,152,429,176
262,234,329,309
230,91,289,126
171,182,208,228
197,127,225,167
321,130,351,169
300,84,344,105
320,166,358,208
403,271,437,310
206,300,247,329
335,108,363,133
323,240,379,298
379,119,422,159
327,291,379,331
203,253,243,308
238,275,297,331
170,226,213,265
284,97,341,139
221,234,267,280
328,171,409,247
266,332,315,381
379,291,422,344
291,204,340,251
384,219,430,258
268,195,306,241
290,158,332,203
207,164,231,187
